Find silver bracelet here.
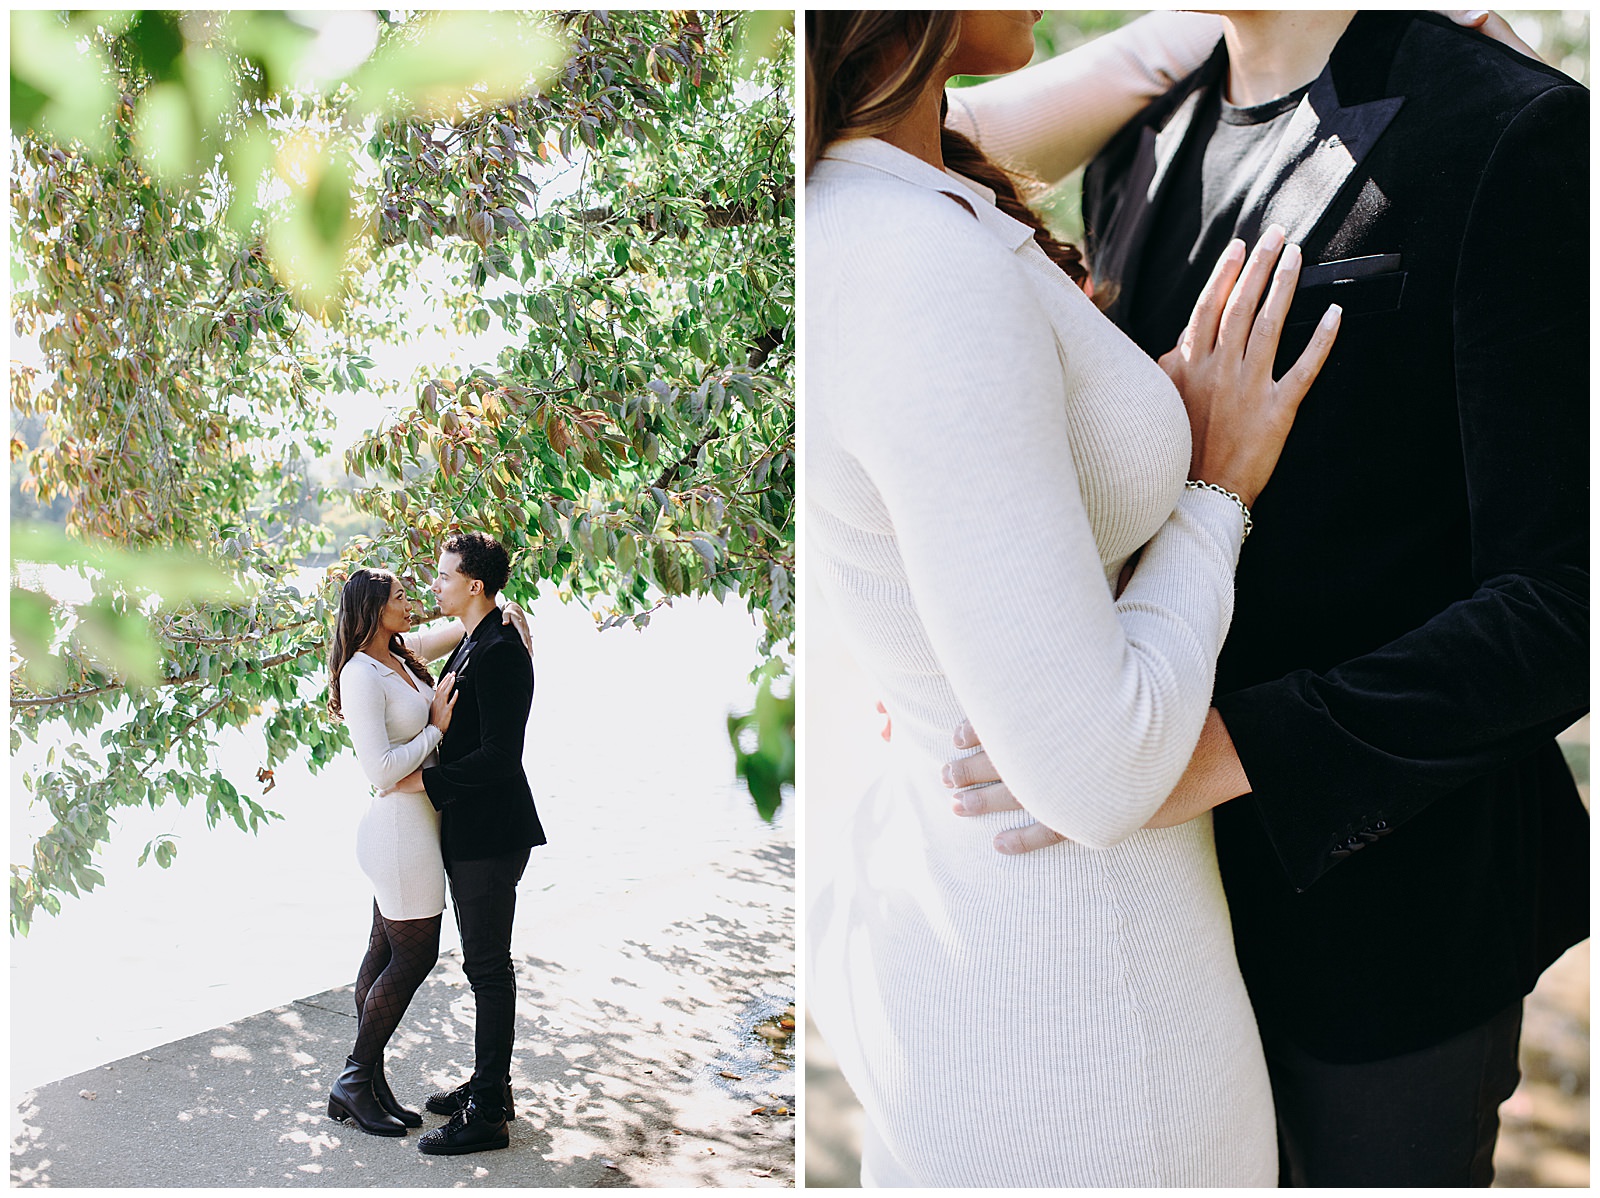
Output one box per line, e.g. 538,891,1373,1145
1185,479,1253,540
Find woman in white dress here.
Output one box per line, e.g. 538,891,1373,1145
324,566,526,1136
805,12,1340,1186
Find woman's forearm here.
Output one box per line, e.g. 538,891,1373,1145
405,619,466,663
946,11,1222,186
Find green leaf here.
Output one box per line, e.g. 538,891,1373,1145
10,74,49,135
349,12,567,120
128,10,185,83
10,11,119,154
8,6,799,915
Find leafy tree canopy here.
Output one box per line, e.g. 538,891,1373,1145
9,9,795,935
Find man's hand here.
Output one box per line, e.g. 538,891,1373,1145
377,768,427,798
942,721,1069,854
944,711,1253,853
1145,709,1252,827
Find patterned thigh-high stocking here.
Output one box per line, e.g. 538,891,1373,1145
353,901,391,1017
351,909,442,1065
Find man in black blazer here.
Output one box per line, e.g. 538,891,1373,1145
954,10,1588,1186
414,530,544,1155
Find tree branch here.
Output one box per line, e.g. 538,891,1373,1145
154,614,320,646
578,182,794,232
134,691,234,784
652,429,716,491
749,325,785,368
10,642,325,711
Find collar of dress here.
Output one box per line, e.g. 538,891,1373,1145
355,650,399,678
819,136,1037,252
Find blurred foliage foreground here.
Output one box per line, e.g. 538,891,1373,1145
9,9,795,935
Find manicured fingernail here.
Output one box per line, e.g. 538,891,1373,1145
953,726,972,747
941,764,954,787
1465,10,1489,22
1280,242,1301,268
1264,224,1286,248
1226,239,1245,261
994,834,1018,855
1320,304,1342,329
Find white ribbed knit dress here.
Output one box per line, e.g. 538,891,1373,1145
806,132,1276,1186
340,648,446,921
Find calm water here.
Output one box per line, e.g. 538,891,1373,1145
10,593,793,1093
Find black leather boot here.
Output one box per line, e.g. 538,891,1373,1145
371,1059,423,1128
425,1077,515,1120
328,1056,407,1136
418,1098,510,1156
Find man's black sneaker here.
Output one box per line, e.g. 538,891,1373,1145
424,1079,515,1120
417,1100,510,1156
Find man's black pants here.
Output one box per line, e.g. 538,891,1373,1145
445,848,531,1119
1266,1001,1524,1187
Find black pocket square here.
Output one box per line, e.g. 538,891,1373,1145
1297,253,1402,289
1290,254,1406,323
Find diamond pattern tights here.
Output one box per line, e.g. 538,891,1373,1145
351,900,441,1065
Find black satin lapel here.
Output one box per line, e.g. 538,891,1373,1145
1236,71,1403,248
1105,88,1207,323
441,637,473,680
1149,88,1205,204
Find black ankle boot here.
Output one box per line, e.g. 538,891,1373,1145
424,1077,516,1120
328,1056,408,1136
371,1060,423,1128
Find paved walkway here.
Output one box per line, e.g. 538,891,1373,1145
11,839,795,1188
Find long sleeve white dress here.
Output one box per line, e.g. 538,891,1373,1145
805,35,1276,1180
339,649,446,921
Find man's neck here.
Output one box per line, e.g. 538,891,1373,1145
1221,11,1356,107
458,597,497,637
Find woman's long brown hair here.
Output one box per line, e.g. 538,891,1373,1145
805,10,1090,290
327,568,436,719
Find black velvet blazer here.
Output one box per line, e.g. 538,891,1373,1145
1084,11,1588,1062
422,610,546,862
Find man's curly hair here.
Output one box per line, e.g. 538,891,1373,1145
443,530,511,597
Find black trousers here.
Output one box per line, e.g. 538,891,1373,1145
1265,1001,1524,1187
445,847,531,1119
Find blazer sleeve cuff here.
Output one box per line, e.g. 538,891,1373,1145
422,764,447,811
1215,677,1417,892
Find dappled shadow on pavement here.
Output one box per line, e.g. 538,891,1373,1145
11,839,794,1188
